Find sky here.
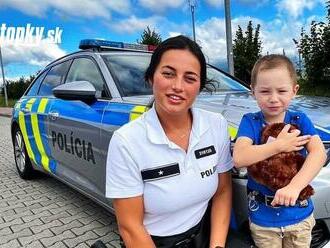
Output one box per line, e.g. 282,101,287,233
0,0,328,85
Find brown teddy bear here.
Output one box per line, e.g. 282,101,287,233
248,123,314,201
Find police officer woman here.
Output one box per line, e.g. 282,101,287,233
106,35,233,248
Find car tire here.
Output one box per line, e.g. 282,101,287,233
13,126,34,179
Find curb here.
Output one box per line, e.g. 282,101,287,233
0,108,13,118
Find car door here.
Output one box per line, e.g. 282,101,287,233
16,69,52,171
18,60,74,174
47,56,110,199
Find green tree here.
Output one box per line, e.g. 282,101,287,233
293,0,330,95
137,26,162,45
7,74,36,99
233,21,262,83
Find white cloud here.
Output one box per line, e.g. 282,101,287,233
0,0,131,19
276,0,322,19
305,14,325,26
103,1,131,15
138,0,185,12
106,14,191,38
195,15,308,65
196,17,227,63
1,38,66,67
237,0,269,6
205,0,223,8
205,0,268,9
0,76,22,86
107,15,163,34
196,16,263,64
168,32,183,37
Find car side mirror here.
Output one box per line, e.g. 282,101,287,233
53,81,96,101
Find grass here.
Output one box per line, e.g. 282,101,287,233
0,95,17,107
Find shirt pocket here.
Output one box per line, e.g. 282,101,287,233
193,146,219,179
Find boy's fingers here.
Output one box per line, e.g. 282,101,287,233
271,199,277,206
290,129,301,136
271,194,282,206
281,124,291,133
290,198,296,206
294,135,311,148
299,135,311,141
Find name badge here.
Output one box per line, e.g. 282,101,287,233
194,145,216,159
141,163,180,182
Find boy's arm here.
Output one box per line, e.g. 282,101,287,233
271,135,327,206
233,124,311,168
233,137,281,167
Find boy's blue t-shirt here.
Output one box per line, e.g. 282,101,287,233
236,110,317,227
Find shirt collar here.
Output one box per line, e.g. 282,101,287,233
259,111,290,126
144,105,210,146
144,105,169,145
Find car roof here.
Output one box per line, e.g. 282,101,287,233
45,48,151,69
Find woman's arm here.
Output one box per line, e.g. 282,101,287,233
233,125,311,168
209,171,232,248
271,135,327,206
113,196,155,248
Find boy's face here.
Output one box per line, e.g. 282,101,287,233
252,66,299,122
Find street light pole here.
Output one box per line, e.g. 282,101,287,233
189,0,196,42
224,0,234,76
0,45,8,107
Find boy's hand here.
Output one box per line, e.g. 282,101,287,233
275,124,311,153
271,184,301,207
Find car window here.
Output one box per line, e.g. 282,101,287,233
102,54,152,97
38,60,71,96
102,54,248,96
25,70,48,96
206,66,248,92
65,57,108,98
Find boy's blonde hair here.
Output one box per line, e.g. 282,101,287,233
251,54,297,89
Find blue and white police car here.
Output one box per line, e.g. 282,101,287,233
11,39,330,247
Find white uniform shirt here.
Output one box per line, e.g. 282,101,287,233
106,106,233,236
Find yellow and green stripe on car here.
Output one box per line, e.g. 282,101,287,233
17,97,56,173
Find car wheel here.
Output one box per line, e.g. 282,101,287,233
13,126,34,179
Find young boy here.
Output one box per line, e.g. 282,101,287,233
233,54,327,248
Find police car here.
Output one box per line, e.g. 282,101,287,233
11,39,330,247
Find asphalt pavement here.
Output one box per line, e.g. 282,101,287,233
0,115,120,248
